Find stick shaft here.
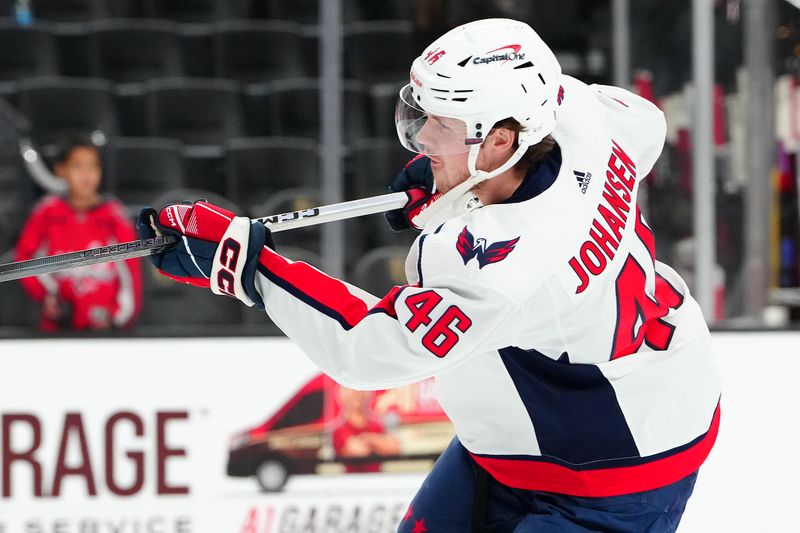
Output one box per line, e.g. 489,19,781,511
258,191,406,233
0,192,408,283
0,236,178,282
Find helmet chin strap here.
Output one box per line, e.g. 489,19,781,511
465,137,531,188
411,136,532,229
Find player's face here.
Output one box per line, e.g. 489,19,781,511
57,147,102,203
416,115,472,193
427,151,471,194
426,127,519,196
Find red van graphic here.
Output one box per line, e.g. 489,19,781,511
226,374,453,491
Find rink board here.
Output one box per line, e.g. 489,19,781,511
0,332,796,532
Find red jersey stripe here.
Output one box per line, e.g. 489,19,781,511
471,403,720,497
259,248,401,328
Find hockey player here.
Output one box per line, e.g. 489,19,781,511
138,19,720,532
16,134,142,331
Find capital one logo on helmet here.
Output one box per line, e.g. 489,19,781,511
472,44,525,65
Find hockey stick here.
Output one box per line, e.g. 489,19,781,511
0,192,408,283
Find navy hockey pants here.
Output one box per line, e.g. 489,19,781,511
397,437,698,533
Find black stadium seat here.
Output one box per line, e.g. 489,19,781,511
142,0,240,22
87,19,184,83
53,20,91,77
225,136,320,208
352,245,410,296
347,0,411,21
143,77,243,146
346,137,412,199
179,23,214,78
250,187,322,253
243,77,370,139
105,137,185,212
264,0,318,24
212,20,308,83
0,205,26,258
0,21,58,86
30,0,134,21
137,261,244,328
0,273,41,329
150,187,242,214
344,20,416,84
369,81,405,138
18,77,117,148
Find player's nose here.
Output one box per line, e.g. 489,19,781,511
416,120,435,151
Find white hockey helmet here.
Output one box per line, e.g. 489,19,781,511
396,18,562,179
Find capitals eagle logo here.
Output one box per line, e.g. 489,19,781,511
456,226,520,269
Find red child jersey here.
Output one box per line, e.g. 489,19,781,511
14,196,143,331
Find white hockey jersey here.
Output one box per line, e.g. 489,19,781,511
252,75,721,497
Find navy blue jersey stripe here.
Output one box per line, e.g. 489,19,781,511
416,234,427,286
257,263,354,330
416,223,446,287
472,399,720,471
499,346,640,464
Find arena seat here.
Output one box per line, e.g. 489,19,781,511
104,137,185,213
143,77,243,146
352,245,410,296
29,0,134,21
0,268,41,329
263,0,318,24
212,20,308,83
0,21,58,87
18,77,117,148
368,81,405,139
137,261,244,327
87,19,184,83
250,187,322,254
141,0,241,23
345,137,412,199
225,136,320,208
344,20,415,84
243,77,370,139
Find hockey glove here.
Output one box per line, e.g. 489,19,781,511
385,154,440,232
136,201,272,308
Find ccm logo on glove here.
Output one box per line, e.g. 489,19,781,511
216,238,241,297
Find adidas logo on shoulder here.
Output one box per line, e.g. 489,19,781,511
574,170,592,194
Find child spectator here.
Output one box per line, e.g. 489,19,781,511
14,134,142,332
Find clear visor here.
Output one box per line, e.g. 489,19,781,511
395,85,473,156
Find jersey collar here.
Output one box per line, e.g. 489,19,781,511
501,143,562,204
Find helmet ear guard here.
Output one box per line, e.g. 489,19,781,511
465,127,535,186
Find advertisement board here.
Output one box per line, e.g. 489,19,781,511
1,332,798,532
0,337,447,533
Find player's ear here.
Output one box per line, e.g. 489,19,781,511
488,127,516,152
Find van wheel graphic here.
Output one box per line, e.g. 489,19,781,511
255,459,289,492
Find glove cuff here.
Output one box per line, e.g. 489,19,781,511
211,217,257,306
242,224,268,310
